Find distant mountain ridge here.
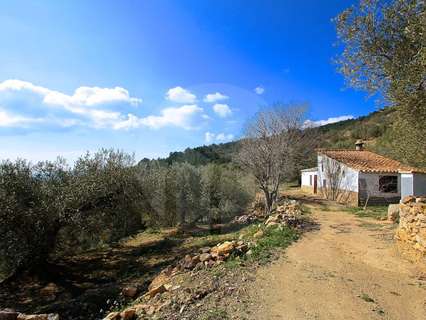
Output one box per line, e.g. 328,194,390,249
148,107,397,167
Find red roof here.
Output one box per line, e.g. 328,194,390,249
317,149,426,174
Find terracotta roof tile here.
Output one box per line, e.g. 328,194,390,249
317,149,426,174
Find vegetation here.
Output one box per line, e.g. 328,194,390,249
0,150,254,281
0,150,144,279
246,225,299,264
344,206,388,220
335,0,425,167
236,104,317,214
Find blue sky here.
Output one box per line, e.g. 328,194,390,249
0,0,375,162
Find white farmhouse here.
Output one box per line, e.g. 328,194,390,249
301,141,426,206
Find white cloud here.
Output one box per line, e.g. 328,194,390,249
44,86,141,107
0,109,44,127
114,105,204,130
203,92,228,103
166,86,196,103
254,86,265,95
0,80,141,107
0,79,142,129
0,79,206,132
205,132,215,144
212,103,232,118
204,131,234,144
304,115,354,128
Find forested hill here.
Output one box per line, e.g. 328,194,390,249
141,141,239,166
150,107,398,167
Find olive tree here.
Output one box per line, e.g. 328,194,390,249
0,149,144,280
334,0,425,166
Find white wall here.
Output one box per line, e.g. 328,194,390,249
317,155,358,192
301,171,317,187
401,173,414,198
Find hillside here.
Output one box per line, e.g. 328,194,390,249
156,107,398,166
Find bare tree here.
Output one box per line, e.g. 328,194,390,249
322,157,345,201
321,156,359,204
236,104,314,215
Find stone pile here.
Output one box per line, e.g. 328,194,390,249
395,195,426,256
232,213,260,225
103,240,249,320
264,200,303,228
0,310,59,320
176,240,248,272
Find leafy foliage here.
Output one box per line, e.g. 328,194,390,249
335,0,426,167
137,162,254,227
0,151,254,279
0,150,144,278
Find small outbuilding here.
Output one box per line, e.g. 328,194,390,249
301,167,319,194
300,141,426,206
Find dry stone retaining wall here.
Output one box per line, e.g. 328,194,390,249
395,196,426,259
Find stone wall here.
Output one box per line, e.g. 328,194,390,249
395,196,426,260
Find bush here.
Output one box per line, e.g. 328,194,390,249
137,162,254,227
0,150,144,278
0,152,254,278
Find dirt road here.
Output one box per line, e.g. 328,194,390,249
250,195,426,320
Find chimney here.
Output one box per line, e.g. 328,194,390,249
355,139,364,151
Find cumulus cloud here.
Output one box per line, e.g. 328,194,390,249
204,132,234,144
0,79,142,129
0,79,206,132
304,115,354,128
212,103,232,118
166,86,196,103
0,80,141,107
254,86,265,95
114,105,204,130
203,92,228,103
0,109,44,127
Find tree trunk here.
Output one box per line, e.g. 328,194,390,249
263,189,274,215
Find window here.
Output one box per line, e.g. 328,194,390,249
379,176,398,193
309,175,312,186
323,179,326,188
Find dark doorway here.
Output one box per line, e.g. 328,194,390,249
314,175,318,194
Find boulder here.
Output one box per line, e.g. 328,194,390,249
148,272,170,291
265,215,279,225
191,255,200,264
181,254,196,270
122,286,138,298
402,195,416,204
17,315,59,320
236,243,248,252
120,309,136,320
211,241,235,255
148,284,167,298
416,196,426,203
199,247,211,254
0,310,18,320
103,312,120,320
387,204,399,223
199,253,211,262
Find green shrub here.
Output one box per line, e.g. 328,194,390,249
247,225,298,263
0,150,144,277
